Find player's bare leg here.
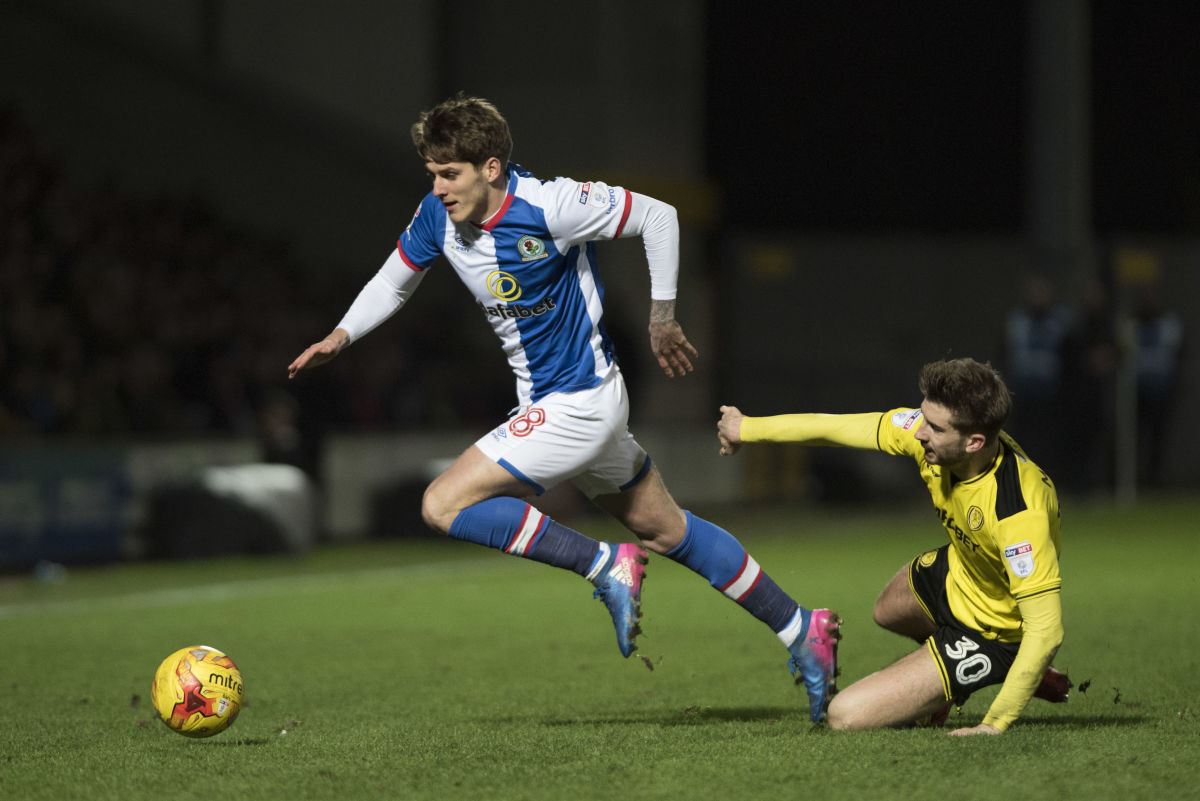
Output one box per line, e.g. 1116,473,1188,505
873,565,936,642
592,464,687,553
421,445,532,532
596,466,838,722
871,562,1070,707
422,444,647,657
826,646,947,731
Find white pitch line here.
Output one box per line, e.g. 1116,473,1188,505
0,557,503,620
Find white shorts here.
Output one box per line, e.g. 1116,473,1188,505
474,372,651,499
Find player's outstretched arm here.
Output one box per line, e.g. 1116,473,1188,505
287,251,425,380
649,299,698,378
956,591,1063,736
717,405,745,455
287,328,350,379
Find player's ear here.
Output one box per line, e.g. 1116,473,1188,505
483,156,503,183
964,432,988,454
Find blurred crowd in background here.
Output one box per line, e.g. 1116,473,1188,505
0,108,512,469
1003,273,1184,494
2,107,1186,493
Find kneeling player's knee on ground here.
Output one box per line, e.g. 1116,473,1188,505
825,696,850,731
826,695,866,731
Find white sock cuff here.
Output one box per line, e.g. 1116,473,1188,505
777,607,805,646
585,542,612,582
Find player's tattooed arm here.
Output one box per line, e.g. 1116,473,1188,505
649,299,699,379
650,299,675,326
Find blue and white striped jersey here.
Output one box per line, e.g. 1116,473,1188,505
338,164,678,406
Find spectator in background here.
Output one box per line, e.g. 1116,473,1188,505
1061,277,1118,494
1133,288,1184,488
0,106,506,439
1003,274,1072,488
258,388,322,482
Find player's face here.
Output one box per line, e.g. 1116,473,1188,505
914,400,971,469
426,159,497,224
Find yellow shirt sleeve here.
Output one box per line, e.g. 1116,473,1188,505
981,591,1064,732
740,413,884,450
997,509,1062,601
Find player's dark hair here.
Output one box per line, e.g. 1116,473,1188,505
918,358,1012,441
411,93,513,169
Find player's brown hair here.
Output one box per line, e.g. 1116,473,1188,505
410,93,513,168
918,358,1012,442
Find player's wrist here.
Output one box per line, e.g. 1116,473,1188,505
323,329,350,350
649,298,676,325
980,714,1010,733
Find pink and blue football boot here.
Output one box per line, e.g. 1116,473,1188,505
593,543,648,657
787,608,842,722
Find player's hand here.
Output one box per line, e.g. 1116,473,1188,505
287,330,348,379
717,405,744,456
649,320,698,379
948,723,1001,736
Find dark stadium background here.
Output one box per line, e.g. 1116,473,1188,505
1,1,1195,564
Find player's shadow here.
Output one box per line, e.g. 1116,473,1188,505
535,710,1153,729
539,706,808,727
1018,714,1154,728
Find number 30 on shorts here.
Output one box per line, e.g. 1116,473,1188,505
508,407,546,437
944,636,992,685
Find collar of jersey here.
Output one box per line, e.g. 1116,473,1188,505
953,443,1005,487
476,167,521,232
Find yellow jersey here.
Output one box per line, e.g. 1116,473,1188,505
740,408,1064,731
742,408,1062,640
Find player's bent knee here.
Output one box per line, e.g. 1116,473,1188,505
627,510,686,553
872,604,894,630
826,693,875,732
826,695,852,731
419,485,456,534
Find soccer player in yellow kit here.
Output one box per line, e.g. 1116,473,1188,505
717,358,1069,735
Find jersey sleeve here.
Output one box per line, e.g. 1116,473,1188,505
542,177,634,243
619,192,679,301
541,178,680,301
335,249,428,344
981,591,1064,732
740,412,885,450
395,193,445,269
873,408,930,461
994,508,1062,601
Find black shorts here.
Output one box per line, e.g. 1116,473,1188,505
908,545,1020,706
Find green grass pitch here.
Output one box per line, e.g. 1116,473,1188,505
1,497,1197,801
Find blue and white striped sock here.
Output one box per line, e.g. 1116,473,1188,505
448,497,602,577
665,511,806,644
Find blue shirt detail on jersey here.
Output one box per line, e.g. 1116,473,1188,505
396,163,626,404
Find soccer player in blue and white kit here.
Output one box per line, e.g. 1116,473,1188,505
288,95,839,721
